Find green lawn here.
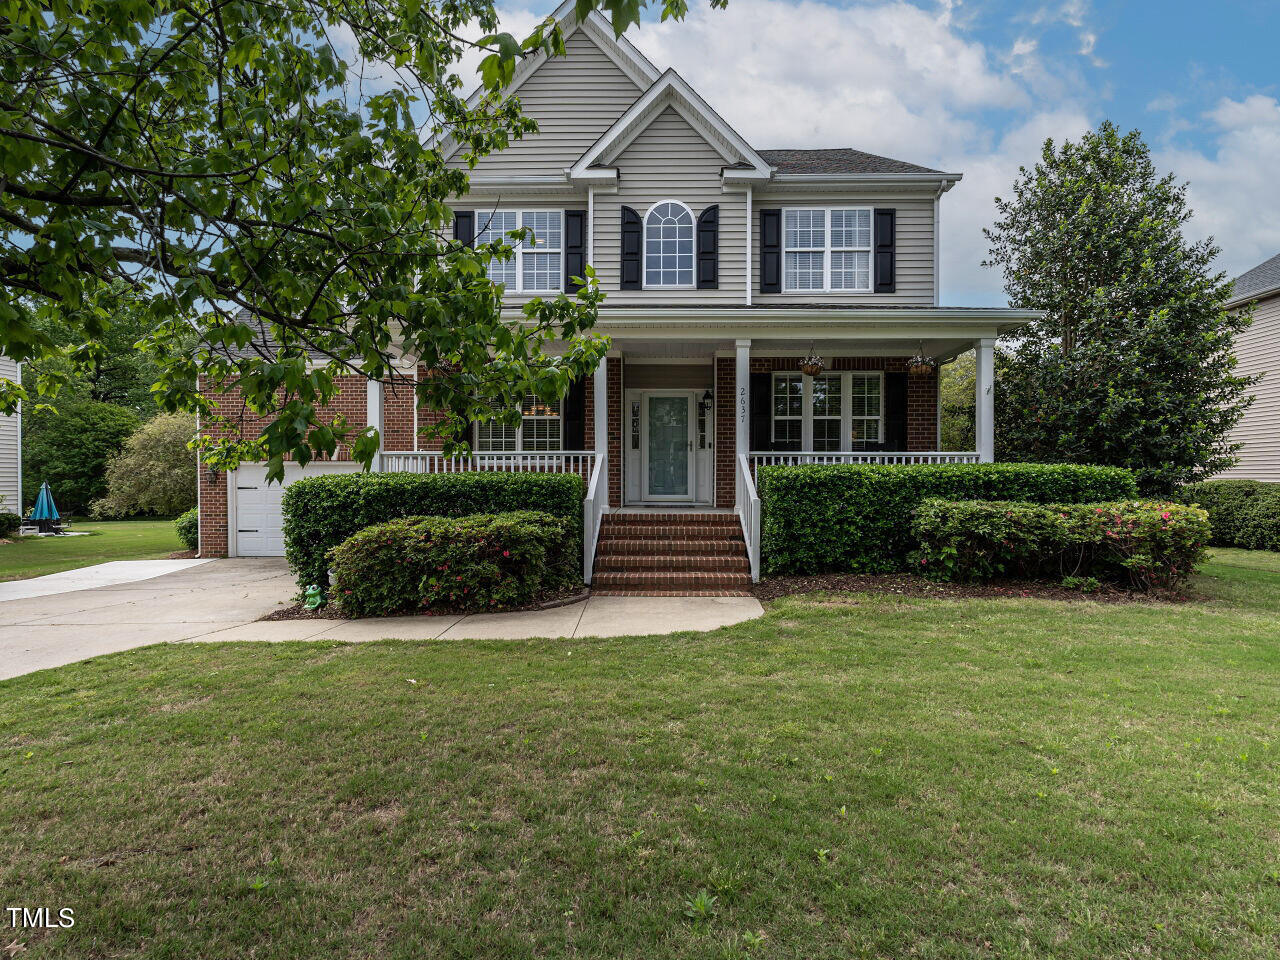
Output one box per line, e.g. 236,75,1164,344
0,519,184,581
3,550,1280,958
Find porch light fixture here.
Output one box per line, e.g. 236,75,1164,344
798,343,824,378
697,389,713,414
907,341,938,377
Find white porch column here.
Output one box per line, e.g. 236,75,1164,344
735,339,751,458
593,357,609,506
366,378,383,471
975,337,995,462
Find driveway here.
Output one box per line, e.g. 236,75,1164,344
0,559,764,680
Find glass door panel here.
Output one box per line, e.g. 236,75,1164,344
646,395,690,497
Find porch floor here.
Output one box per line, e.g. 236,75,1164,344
610,506,734,515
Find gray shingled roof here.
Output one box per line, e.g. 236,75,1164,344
758,148,943,176
1232,252,1280,303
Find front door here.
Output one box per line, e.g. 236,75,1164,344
642,391,695,501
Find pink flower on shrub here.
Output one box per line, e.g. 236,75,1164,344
503,550,510,557
1161,512,1171,520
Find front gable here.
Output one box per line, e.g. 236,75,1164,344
450,19,653,177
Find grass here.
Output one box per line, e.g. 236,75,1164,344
0,519,184,582
3,549,1280,958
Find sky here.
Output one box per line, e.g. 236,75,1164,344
472,0,1280,306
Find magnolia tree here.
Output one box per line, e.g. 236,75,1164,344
984,122,1255,493
0,0,718,480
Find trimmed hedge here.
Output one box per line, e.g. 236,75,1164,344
329,511,575,617
911,499,1210,590
174,508,199,551
0,512,20,537
1177,479,1280,551
281,471,585,591
759,462,1138,575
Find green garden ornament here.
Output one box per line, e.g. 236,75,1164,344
303,584,325,611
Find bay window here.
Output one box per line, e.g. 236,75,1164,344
783,208,873,293
474,395,562,452
770,370,884,450
474,210,563,293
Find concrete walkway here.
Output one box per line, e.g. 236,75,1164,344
0,559,764,680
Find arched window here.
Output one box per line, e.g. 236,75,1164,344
644,201,694,288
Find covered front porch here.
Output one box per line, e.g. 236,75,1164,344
373,310,1027,583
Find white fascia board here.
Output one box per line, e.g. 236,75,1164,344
767,173,963,191
1225,285,1280,308
569,69,772,178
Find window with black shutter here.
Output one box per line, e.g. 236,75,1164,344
696,205,719,289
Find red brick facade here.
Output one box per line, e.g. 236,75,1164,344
197,374,368,557
198,354,940,553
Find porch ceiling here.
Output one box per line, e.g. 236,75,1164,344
609,336,980,361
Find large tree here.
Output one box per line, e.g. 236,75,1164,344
0,0,708,480
984,121,1255,493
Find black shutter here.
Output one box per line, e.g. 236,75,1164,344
883,372,907,451
454,210,475,246
620,206,642,290
564,210,586,293
759,209,781,293
749,371,773,452
696,205,719,289
874,208,896,293
562,377,586,450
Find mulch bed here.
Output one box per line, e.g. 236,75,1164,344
167,550,199,559
259,585,591,622
754,572,1194,604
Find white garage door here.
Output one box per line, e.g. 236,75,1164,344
232,462,358,557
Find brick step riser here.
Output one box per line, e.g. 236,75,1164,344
598,526,743,540
592,589,755,597
592,573,753,590
595,539,747,556
604,513,734,524
595,555,751,572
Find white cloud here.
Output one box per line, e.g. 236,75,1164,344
1158,95,1280,278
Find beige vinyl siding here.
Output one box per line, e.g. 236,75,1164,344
1220,292,1280,480
751,192,936,306
0,355,20,511
593,107,748,303
453,30,642,176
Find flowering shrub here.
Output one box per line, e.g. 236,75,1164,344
328,511,575,617
759,462,1137,575
1176,479,1280,552
910,499,1210,590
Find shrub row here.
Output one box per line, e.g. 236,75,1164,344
329,511,575,617
174,508,199,551
758,462,1137,575
281,471,585,591
1176,479,1280,552
911,499,1209,590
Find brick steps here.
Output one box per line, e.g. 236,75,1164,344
591,512,752,596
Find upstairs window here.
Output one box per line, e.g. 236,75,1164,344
475,210,563,293
474,395,562,452
644,201,694,288
783,208,872,293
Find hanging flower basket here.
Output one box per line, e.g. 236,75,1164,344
907,354,937,376
799,355,825,377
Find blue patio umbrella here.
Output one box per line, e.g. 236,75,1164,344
29,481,60,533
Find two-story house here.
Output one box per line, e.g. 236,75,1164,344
197,1,1035,591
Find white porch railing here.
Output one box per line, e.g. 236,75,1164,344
381,451,596,477
736,453,761,583
582,452,608,585
749,451,978,475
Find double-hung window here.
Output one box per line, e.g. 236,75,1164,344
474,395,562,452
769,370,884,450
474,210,563,293
783,208,873,293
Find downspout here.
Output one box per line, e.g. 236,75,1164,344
933,183,944,307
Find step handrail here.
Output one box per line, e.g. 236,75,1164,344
736,453,761,583
582,451,608,585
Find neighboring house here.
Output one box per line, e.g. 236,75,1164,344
197,0,1035,590
1221,253,1280,481
0,354,20,515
